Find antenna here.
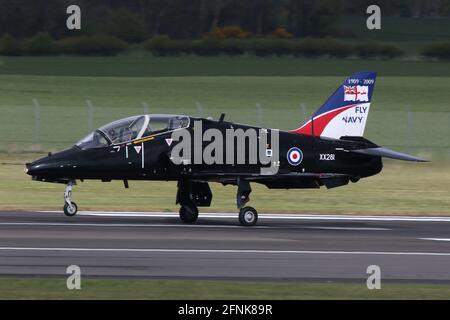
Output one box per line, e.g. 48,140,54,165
219,113,225,122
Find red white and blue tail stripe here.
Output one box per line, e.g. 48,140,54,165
292,71,377,139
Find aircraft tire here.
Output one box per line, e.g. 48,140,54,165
179,205,199,223
63,202,78,217
239,206,258,226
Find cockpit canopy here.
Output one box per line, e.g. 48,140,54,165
76,114,189,150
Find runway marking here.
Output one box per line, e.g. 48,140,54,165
420,238,450,242
35,211,450,222
0,222,390,231
0,222,273,229
0,247,450,256
304,226,390,231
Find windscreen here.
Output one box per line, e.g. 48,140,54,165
76,131,109,150
99,116,145,144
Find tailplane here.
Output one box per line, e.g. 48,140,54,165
349,147,427,162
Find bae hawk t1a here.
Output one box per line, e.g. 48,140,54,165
26,71,426,226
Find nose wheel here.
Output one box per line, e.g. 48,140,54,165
64,201,78,216
63,180,78,217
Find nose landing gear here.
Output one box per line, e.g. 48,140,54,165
63,180,78,217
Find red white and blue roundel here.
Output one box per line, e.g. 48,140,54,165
287,147,303,166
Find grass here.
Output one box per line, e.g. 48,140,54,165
1,153,449,215
1,277,450,299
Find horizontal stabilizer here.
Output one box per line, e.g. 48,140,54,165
350,147,428,162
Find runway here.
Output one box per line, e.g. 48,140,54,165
1,211,450,282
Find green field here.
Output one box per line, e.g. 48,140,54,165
1,277,450,300
0,56,449,213
1,56,450,77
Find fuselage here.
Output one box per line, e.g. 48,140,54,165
26,115,383,189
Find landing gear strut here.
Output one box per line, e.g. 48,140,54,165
63,180,78,217
237,178,258,226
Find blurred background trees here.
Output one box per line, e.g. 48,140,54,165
0,0,449,59
0,0,448,40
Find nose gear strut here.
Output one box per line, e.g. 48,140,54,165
63,180,78,217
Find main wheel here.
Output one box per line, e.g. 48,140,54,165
63,202,78,217
179,205,199,223
239,206,258,226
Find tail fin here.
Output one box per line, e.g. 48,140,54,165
292,71,377,139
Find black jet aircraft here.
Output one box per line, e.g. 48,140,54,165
26,71,426,226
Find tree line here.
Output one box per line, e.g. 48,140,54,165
0,0,449,40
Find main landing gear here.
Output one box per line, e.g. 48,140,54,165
236,178,258,226
176,180,211,224
238,206,258,226
179,204,199,223
63,180,78,217
175,179,259,226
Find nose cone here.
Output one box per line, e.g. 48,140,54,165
25,147,80,181
26,156,57,178
26,160,46,176
25,162,31,175
25,163,30,174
